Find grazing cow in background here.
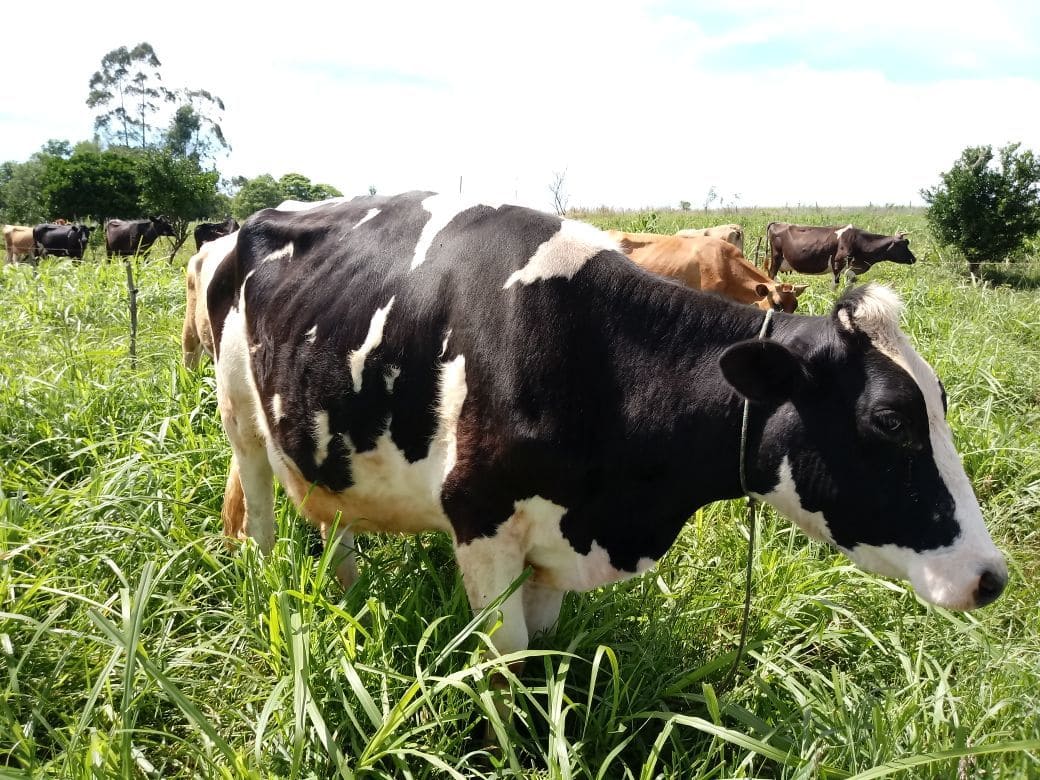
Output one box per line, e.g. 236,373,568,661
676,223,744,252
33,223,94,259
183,231,238,369
3,225,37,264
609,230,807,313
767,222,917,286
206,191,1006,663
105,216,175,258
193,217,240,251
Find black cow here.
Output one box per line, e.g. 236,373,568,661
105,216,175,258
33,223,94,259
767,222,917,286
206,192,1006,661
193,217,240,251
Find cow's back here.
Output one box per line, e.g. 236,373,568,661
209,192,613,501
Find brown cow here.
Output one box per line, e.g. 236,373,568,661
182,231,238,368
767,222,916,286
3,225,37,264
608,230,807,313
675,223,744,252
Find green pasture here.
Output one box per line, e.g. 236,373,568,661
1,209,1038,778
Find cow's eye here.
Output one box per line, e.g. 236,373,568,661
873,411,906,436
871,410,914,445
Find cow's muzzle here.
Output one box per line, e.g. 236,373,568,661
974,566,1007,607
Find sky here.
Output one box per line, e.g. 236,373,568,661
2,0,1038,211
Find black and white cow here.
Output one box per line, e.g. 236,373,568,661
206,191,1007,659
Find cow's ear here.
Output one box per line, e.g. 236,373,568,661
719,339,805,404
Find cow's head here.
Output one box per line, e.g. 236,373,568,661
720,284,1006,610
150,215,176,237
888,232,916,264
754,281,808,313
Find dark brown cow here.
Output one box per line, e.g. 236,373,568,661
767,223,916,286
34,223,94,259
105,216,175,258
193,217,240,251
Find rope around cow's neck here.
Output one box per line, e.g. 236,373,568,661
722,307,775,691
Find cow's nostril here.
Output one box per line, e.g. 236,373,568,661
975,568,1007,607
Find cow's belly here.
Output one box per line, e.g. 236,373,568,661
269,430,454,536
493,496,658,592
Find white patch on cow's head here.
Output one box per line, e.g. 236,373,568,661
805,285,1008,608
440,328,453,358
385,365,401,393
262,242,293,263
841,286,1007,608
348,296,395,393
436,355,467,477
503,219,617,289
411,195,501,271
754,456,835,545
305,325,317,343
313,410,332,467
835,224,853,240
271,393,284,424
351,208,380,230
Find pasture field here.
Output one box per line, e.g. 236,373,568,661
1,209,1038,778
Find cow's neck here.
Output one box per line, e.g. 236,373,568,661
586,265,799,511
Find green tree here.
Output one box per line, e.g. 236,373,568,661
87,43,171,148
922,143,1040,277
166,89,229,162
278,172,318,201
231,174,284,219
136,149,220,255
0,146,62,224
278,173,342,202
309,182,343,200
42,149,142,223
230,173,344,220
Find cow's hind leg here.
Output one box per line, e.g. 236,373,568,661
217,387,275,554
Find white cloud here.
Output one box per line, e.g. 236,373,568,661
1,0,1038,210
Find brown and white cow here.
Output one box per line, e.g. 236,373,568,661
609,230,807,313
676,223,744,252
204,191,1006,663
3,225,37,264
767,222,917,286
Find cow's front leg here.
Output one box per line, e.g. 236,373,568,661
320,518,358,589
454,534,529,657
523,580,564,641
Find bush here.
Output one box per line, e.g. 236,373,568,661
922,143,1040,277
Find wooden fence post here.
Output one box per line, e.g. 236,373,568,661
124,258,138,365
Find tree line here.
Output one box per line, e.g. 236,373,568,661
0,42,342,254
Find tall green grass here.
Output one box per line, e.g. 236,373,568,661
1,214,1038,778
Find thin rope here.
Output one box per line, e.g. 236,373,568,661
722,307,774,690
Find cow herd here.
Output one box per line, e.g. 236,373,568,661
176,191,1003,666
2,215,242,264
